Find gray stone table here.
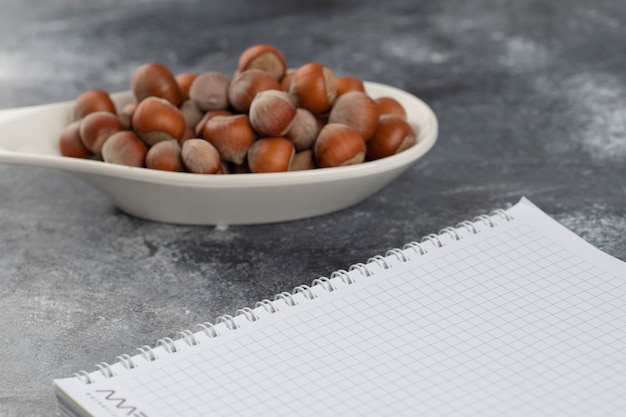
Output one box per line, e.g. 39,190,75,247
1,1,625,416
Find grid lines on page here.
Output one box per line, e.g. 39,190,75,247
120,223,626,417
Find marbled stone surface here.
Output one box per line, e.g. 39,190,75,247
0,1,625,416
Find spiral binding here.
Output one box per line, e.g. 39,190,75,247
72,208,513,384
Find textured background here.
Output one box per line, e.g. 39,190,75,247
1,1,625,416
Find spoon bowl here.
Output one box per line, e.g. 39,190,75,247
0,82,438,225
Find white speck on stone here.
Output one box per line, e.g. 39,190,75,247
0,53,29,81
579,8,621,30
381,37,449,65
557,209,626,255
564,73,626,162
499,36,550,70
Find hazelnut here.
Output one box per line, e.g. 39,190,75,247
290,62,337,114
336,76,365,96
328,91,379,141
79,111,123,154
201,114,257,165
237,44,288,81
179,100,205,129
59,120,91,158
249,90,297,137
132,97,186,146
145,139,184,172
227,69,281,113
118,101,139,130
175,72,197,101
375,96,407,120
181,138,221,174
285,108,318,151
73,90,117,121
280,68,296,91
188,71,230,111
247,137,295,173
366,116,417,160
130,63,184,107
314,123,366,167
195,109,233,136
101,131,148,167
289,149,317,171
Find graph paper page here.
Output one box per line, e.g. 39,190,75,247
54,198,626,417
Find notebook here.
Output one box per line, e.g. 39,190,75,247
53,197,626,417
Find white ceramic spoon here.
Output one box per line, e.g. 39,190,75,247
0,82,438,225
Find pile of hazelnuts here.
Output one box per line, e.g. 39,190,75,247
58,44,418,174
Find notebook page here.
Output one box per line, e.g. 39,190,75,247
54,198,626,417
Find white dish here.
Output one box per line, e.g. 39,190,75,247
0,82,438,225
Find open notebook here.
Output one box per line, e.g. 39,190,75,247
53,198,626,417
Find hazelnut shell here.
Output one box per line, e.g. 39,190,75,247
130,63,184,107
285,108,318,151
228,69,281,113
366,116,417,160
101,131,148,167
59,120,91,158
328,91,379,141
238,44,288,81
188,71,230,111
289,149,317,171
290,62,337,115
181,139,221,174
314,123,366,168
247,137,295,173
146,139,184,172
79,111,123,155
335,76,365,96
175,72,198,101
249,90,297,137
73,90,117,121
201,114,257,165
132,97,186,146
375,96,407,120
